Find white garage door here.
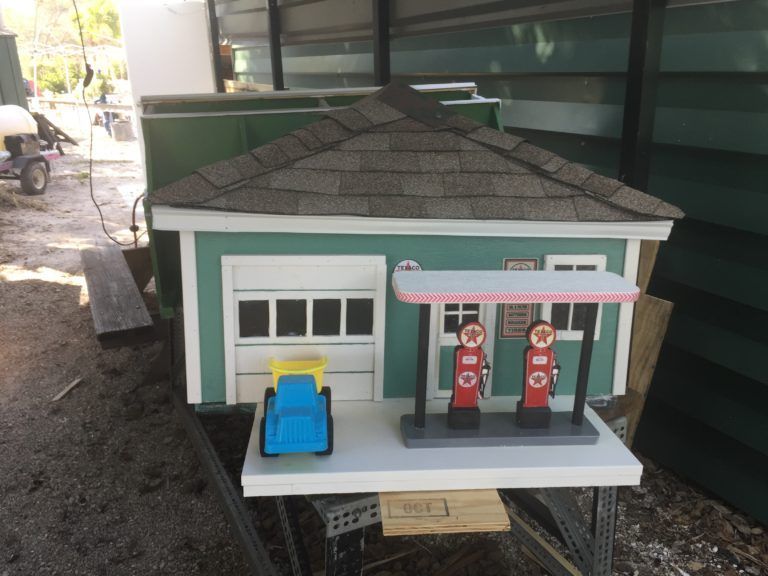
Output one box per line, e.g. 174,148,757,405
221,255,387,405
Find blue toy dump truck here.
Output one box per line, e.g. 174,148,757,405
259,359,333,457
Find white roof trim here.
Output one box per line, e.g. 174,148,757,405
150,206,674,241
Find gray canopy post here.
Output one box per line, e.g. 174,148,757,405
414,304,431,429
571,303,599,426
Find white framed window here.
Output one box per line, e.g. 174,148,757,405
235,290,375,345
439,303,482,345
541,254,606,340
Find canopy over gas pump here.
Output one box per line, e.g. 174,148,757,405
392,270,639,449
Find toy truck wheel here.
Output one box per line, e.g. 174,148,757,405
316,416,333,456
320,386,331,415
20,161,48,195
263,387,275,409
259,417,277,458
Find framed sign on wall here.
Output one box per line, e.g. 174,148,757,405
499,258,538,339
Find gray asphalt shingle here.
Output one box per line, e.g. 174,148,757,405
150,83,682,223
297,193,369,216
252,143,288,168
491,175,546,197
270,169,341,195
442,173,495,197
467,127,524,151
337,133,390,151
341,172,403,195
294,151,361,172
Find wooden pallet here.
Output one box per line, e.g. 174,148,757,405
379,489,510,536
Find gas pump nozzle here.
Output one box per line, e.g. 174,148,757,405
549,363,561,398
479,359,492,399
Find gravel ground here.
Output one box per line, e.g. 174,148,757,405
0,108,765,576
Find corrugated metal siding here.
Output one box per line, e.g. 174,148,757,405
635,0,768,526
0,33,27,108
227,0,768,522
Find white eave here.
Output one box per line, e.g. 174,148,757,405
150,205,675,241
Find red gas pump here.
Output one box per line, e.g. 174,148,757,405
448,321,491,429
516,320,560,428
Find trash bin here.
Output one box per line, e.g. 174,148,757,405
111,120,135,141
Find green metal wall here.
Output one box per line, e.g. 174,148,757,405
232,0,768,523
194,231,625,403
0,32,27,108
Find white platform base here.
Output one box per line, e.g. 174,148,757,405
241,396,642,497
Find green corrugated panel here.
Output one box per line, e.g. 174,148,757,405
635,400,768,526
655,243,768,310
0,33,27,109
650,347,768,457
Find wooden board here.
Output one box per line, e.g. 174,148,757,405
637,240,660,294
625,294,674,446
379,489,510,536
80,243,155,349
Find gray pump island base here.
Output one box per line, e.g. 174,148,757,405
400,412,599,448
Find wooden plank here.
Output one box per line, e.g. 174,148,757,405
636,240,659,294
51,377,83,402
507,509,580,575
80,244,155,349
625,294,673,446
379,489,510,536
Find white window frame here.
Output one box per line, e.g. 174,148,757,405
235,290,376,345
438,303,484,346
541,254,606,341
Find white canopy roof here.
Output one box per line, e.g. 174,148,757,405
392,270,639,304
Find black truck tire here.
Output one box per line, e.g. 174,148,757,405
20,161,48,195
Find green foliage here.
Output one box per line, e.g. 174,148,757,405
35,58,84,94
74,0,122,45
4,0,124,95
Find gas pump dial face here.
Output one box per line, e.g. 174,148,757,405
527,321,556,349
457,321,486,348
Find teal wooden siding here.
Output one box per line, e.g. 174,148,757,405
194,232,625,403
231,0,768,523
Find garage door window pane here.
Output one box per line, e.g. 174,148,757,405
346,298,374,335
313,299,341,336
239,300,269,337
277,300,307,336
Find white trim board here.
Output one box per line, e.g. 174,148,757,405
241,396,642,497
179,231,202,404
151,206,674,241
139,83,479,108
612,239,641,395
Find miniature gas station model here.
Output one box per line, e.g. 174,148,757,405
145,83,682,496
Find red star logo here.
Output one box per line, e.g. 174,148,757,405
464,327,482,344
534,327,552,345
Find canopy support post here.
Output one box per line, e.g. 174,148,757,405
414,304,430,429
267,0,285,91
572,303,599,426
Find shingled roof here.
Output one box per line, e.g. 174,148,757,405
150,84,683,222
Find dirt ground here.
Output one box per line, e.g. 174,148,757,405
0,108,765,576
